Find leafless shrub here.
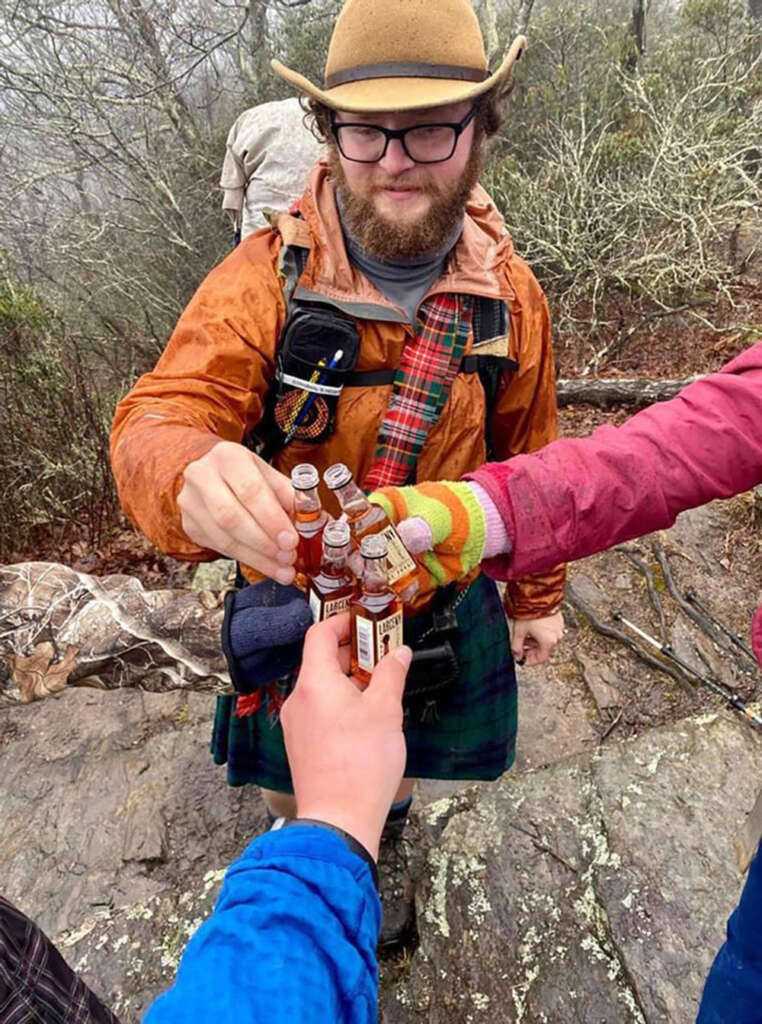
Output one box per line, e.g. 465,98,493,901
486,34,762,366
0,257,116,559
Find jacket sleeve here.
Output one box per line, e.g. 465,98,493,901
488,259,566,619
110,235,285,560
143,827,381,1024
469,342,762,581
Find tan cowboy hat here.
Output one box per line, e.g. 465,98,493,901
271,0,526,114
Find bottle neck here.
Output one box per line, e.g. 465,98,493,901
331,478,369,517
294,486,322,518
322,542,350,577
362,555,389,593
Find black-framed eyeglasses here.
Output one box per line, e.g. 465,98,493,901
330,106,479,165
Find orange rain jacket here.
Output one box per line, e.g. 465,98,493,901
111,163,566,618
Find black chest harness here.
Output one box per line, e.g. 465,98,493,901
240,235,520,713
256,242,519,464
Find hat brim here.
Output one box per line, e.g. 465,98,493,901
272,35,526,114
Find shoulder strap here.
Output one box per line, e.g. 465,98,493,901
267,210,312,308
348,298,517,377
473,294,506,346
241,214,312,467
470,296,517,460
279,243,309,309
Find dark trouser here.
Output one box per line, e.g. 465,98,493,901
0,895,119,1024
697,839,762,1023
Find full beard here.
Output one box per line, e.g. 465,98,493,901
329,143,484,262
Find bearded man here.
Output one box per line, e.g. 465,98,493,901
110,0,566,945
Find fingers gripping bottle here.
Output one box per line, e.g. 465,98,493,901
308,520,357,622
323,463,420,602
291,464,329,591
350,534,403,686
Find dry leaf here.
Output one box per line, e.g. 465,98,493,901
11,643,79,703
198,589,224,610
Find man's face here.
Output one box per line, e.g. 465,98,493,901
335,100,476,222
330,99,483,260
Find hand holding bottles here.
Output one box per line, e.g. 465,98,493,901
368,481,489,590
282,614,412,861
178,442,298,584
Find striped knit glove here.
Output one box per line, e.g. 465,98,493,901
369,481,507,589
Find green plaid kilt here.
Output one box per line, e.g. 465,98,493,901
210,572,517,792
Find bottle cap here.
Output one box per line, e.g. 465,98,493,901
323,463,353,490
291,464,320,491
360,534,388,560
323,520,350,548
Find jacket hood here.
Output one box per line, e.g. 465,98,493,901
297,161,516,313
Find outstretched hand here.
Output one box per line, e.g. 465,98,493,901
178,441,298,584
510,612,565,667
281,614,412,860
369,481,488,593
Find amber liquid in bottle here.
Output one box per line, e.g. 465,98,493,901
324,463,421,603
350,534,403,687
308,520,357,622
291,464,328,591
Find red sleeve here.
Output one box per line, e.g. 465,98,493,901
467,342,762,580
489,255,566,618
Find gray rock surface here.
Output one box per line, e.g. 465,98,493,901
0,686,265,1020
577,651,624,716
1,499,759,1022
384,710,762,1023
3,682,760,1023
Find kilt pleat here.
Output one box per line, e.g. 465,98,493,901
211,573,517,792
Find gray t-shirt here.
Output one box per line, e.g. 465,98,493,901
339,202,463,326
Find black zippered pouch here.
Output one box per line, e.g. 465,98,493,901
261,304,360,455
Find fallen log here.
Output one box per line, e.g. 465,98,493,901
0,562,231,704
556,375,700,408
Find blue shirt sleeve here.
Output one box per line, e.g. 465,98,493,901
143,826,381,1024
697,838,762,1023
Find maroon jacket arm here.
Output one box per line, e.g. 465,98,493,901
467,343,762,581
753,605,762,669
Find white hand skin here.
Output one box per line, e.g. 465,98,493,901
511,611,565,667
280,614,412,861
178,441,299,584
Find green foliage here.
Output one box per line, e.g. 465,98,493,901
0,273,49,336
679,0,751,47
0,261,116,560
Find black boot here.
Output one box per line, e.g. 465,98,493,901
378,797,416,948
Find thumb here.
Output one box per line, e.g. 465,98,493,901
396,516,434,555
366,644,412,707
510,621,527,661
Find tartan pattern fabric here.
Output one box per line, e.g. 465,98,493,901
363,294,474,489
0,895,119,1024
211,573,517,790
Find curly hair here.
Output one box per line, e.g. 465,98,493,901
301,84,509,147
